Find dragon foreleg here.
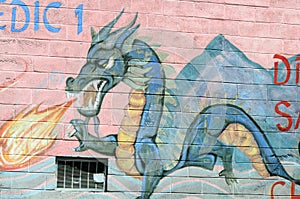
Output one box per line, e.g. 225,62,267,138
69,115,102,151
92,116,101,137
69,119,117,156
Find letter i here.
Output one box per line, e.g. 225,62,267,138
34,1,39,31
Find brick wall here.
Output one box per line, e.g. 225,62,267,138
0,0,299,198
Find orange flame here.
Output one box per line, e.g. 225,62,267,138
0,99,74,170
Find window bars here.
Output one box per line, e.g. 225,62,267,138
56,156,108,191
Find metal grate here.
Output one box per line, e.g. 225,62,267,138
56,156,107,191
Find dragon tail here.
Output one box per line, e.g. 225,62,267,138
219,105,300,185
219,124,270,178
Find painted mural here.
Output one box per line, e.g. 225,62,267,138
63,10,300,198
1,1,300,199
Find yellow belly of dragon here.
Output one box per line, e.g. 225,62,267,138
116,89,145,176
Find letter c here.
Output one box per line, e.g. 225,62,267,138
43,2,61,33
271,181,286,199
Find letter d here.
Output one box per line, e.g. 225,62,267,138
274,54,291,85
11,0,30,32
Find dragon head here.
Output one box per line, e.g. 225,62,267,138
65,10,139,117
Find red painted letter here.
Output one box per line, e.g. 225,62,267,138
294,113,300,130
271,181,286,199
296,57,300,85
274,54,291,85
271,181,300,199
291,182,300,199
275,101,292,132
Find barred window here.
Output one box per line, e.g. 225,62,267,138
56,156,107,191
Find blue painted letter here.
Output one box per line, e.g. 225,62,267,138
75,4,83,34
43,2,61,33
34,1,39,31
11,0,30,32
0,0,6,30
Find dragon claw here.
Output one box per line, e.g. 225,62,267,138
73,143,87,152
68,119,90,151
219,170,238,186
68,119,86,139
68,129,77,137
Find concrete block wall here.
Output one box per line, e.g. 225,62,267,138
0,0,299,198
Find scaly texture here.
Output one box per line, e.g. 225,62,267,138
219,124,270,178
116,89,145,176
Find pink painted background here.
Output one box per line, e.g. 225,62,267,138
0,0,300,198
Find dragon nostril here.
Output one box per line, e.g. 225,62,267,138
66,77,75,86
66,77,75,91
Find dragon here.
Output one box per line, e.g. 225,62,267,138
65,10,300,198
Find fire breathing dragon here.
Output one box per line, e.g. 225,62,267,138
65,10,300,198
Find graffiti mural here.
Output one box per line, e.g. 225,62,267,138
1,1,300,198
64,11,300,199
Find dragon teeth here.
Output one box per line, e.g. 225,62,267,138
66,123,73,131
95,92,100,103
69,129,77,137
94,92,101,109
69,79,108,112
66,93,71,99
88,98,94,108
93,81,99,90
88,79,102,91
66,92,77,100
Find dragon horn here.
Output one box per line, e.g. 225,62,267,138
112,12,138,36
116,25,140,50
91,27,96,39
116,13,140,48
100,13,139,50
92,9,124,44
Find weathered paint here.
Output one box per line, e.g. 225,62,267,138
0,0,299,198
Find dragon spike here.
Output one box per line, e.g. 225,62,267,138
106,12,138,39
92,9,125,45
111,12,138,37
91,27,97,39
113,12,138,46
98,12,139,50
116,25,140,50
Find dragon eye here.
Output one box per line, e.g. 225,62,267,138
104,56,115,69
97,56,115,69
97,59,107,68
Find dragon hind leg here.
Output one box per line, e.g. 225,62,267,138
211,141,237,186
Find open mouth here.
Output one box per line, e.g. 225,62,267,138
66,79,107,114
